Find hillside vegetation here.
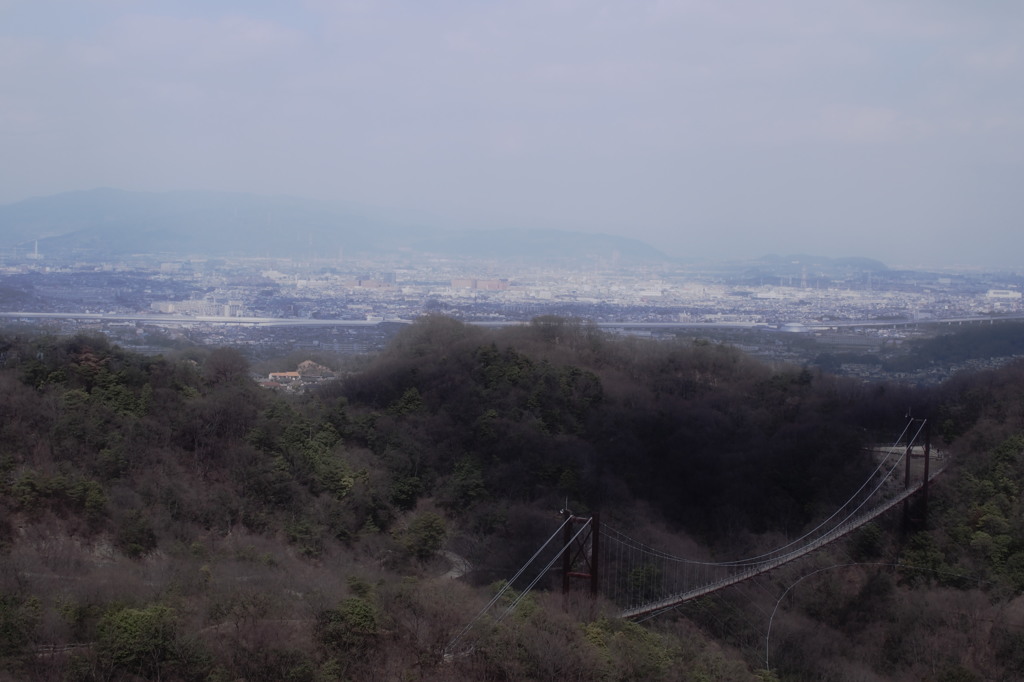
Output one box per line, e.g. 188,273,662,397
2,316,1024,680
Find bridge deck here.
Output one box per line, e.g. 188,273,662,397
620,465,944,619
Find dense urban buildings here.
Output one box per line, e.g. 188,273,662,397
2,249,1022,384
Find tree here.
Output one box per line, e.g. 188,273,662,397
203,347,250,386
402,512,447,561
97,605,181,679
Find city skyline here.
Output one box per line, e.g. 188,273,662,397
2,1,1022,269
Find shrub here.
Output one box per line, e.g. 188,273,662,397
401,512,447,561
316,597,379,660
0,593,41,659
115,510,158,558
97,605,179,679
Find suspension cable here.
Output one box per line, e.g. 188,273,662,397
495,518,593,622
444,515,573,655
602,419,925,570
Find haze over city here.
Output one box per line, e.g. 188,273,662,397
1,1,1022,268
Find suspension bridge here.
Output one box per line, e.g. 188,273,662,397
446,418,943,655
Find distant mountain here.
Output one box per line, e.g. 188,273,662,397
0,188,388,258
0,189,671,264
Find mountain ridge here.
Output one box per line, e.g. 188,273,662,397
0,188,672,264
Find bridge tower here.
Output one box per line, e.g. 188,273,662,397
561,510,600,597
903,417,931,530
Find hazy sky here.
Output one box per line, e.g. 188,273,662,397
1,1,1022,267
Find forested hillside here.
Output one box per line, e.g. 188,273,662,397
2,316,1024,681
